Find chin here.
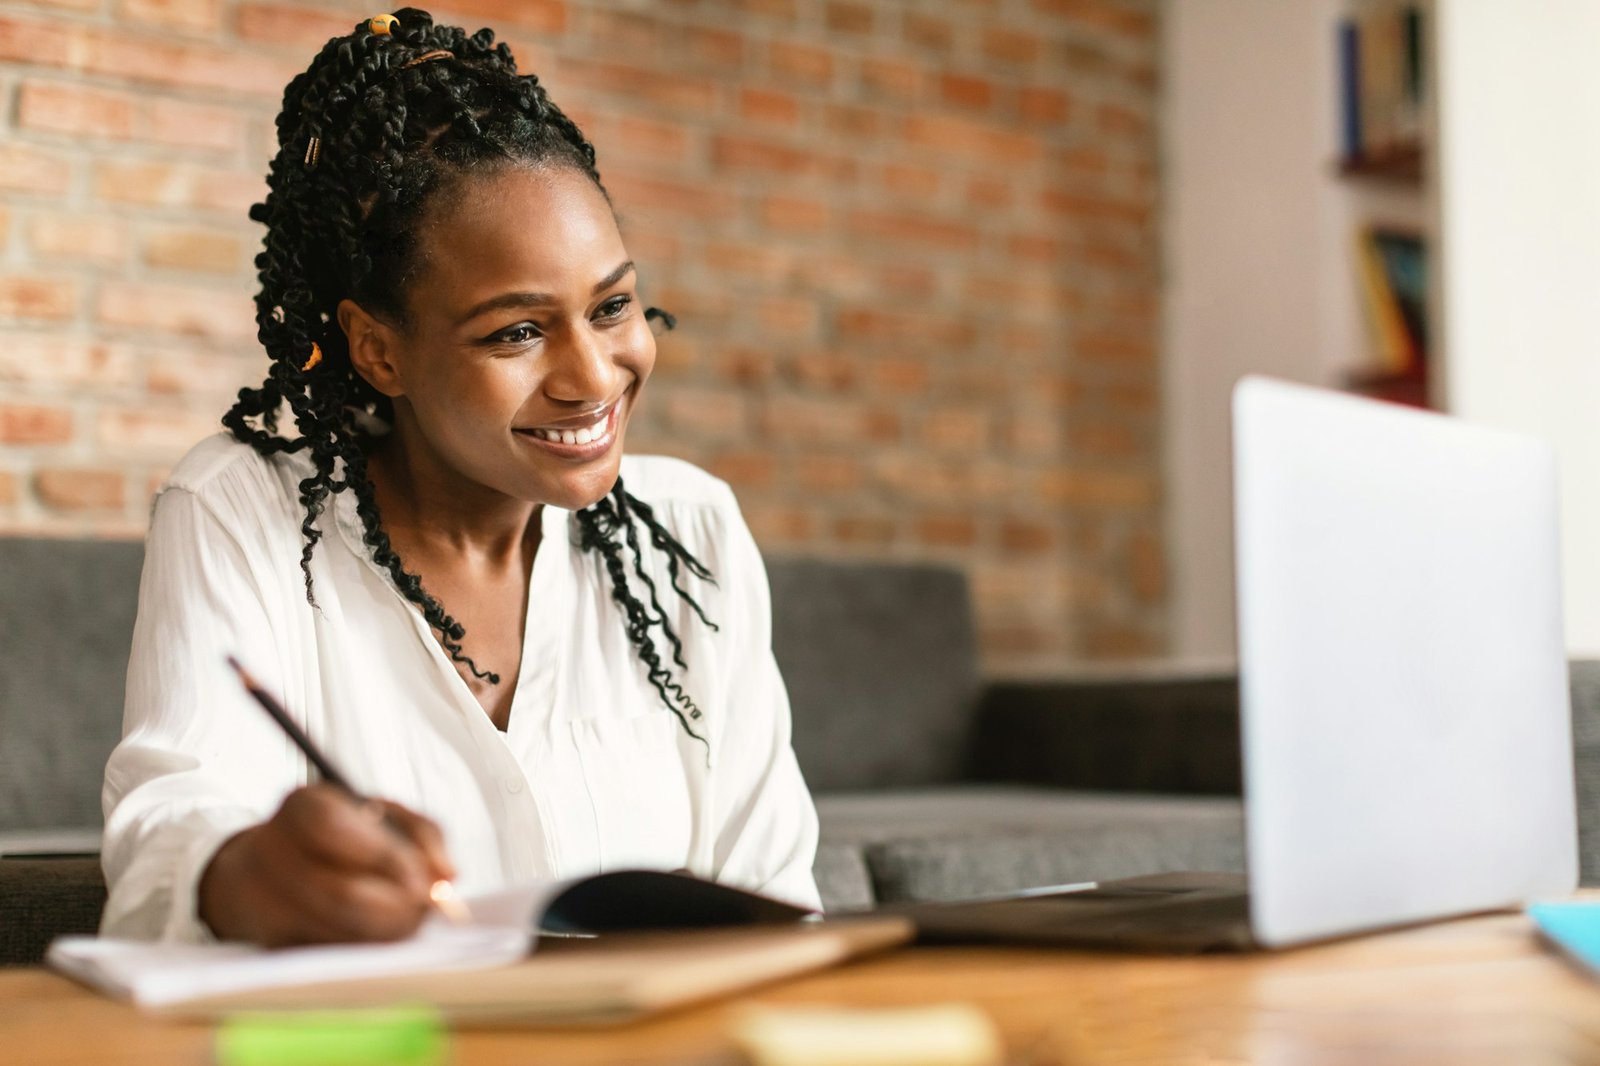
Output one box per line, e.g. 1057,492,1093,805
535,455,625,513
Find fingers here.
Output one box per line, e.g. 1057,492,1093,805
275,785,440,896
219,785,460,945
371,800,457,883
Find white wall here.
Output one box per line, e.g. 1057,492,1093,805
1435,0,1600,656
1161,0,1429,663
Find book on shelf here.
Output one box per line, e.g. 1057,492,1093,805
46,869,913,1025
1338,4,1426,177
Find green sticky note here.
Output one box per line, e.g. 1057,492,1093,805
216,1006,447,1066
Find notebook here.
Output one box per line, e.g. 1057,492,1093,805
48,870,909,1021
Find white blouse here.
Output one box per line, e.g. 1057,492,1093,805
101,433,821,942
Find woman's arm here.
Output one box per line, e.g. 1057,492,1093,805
102,483,450,943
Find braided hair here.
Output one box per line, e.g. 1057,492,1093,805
225,8,714,741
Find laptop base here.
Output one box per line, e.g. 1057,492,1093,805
894,872,1256,954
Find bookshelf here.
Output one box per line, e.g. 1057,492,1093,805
1336,0,1434,409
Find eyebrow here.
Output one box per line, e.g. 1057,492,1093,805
457,260,636,326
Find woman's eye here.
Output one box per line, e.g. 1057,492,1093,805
596,295,632,321
492,323,540,345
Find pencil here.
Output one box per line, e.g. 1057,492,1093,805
225,655,472,926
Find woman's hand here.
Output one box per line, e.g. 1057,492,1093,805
198,784,457,947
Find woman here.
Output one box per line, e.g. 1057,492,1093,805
101,9,820,946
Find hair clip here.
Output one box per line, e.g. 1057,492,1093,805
401,49,453,70
367,14,397,36
303,135,321,168
300,342,323,373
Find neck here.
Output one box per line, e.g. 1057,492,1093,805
365,419,541,564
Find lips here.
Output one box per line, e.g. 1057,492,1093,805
513,398,622,458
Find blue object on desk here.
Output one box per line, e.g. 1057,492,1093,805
1528,902,1600,973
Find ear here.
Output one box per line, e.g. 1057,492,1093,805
338,298,406,398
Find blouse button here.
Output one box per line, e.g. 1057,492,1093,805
503,775,525,794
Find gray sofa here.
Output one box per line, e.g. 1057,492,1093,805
3,539,1595,964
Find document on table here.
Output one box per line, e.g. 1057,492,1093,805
46,871,819,1010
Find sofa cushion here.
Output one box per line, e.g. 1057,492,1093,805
0,539,143,831
816,786,1246,904
811,842,874,913
0,857,106,966
768,559,981,790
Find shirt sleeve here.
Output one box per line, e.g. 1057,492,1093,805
101,485,305,942
704,491,823,912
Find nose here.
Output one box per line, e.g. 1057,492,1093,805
541,320,623,405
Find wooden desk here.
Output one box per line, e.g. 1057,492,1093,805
4,910,1599,1065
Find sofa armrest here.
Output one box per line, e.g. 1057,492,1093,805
0,857,106,966
965,676,1242,795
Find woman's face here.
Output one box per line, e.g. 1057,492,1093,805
348,164,655,513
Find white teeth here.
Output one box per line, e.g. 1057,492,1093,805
527,407,611,445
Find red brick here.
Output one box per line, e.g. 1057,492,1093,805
834,513,896,546
743,502,815,546
716,347,777,388
795,454,864,494
660,387,750,441
97,407,221,454
557,58,716,114
95,160,266,215
922,408,990,452
879,163,940,199
0,337,139,388
234,3,354,47
143,97,248,152
0,471,16,506
681,26,745,71
601,174,735,222
918,513,977,548
1081,624,1162,659
876,265,938,298
711,136,856,184
1033,0,1155,39
782,351,856,392
0,275,77,320
0,144,71,196
858,57,924,102
142,227,245,273
1068,419,1143,458
29,215,127,267
759,297,818,336
1078,333,1155,366
732,0,796,20
117,0,222,35
738,88,801,127
1037,468,1157,509
430,0,569,33
836,307,975,347
940,73,995,110
146,348,256,399
1016,87,1073,124
0,206,8,246
872,358,930,395
17,81,136,140
1099,101,1150,137
760,195,832,234
0,404,73,444
1042,190,1150,225
983,27,1042,64
965,177,1014,209
706,450,776,491
903,12,954,53
825,1,873,33
96,280,256,341
1001,518,1057,555
846,209,980,251
822,104,882,139
904,114,1043,164
34,467,126,511
768,42,833,88
1127,528,1166,604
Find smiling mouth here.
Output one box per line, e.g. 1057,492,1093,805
513,397,623,455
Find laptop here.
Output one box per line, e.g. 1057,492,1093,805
901,376,1579,951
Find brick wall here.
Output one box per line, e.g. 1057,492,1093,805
0,0,1164,674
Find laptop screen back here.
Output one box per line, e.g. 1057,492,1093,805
1232,376,1577,946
